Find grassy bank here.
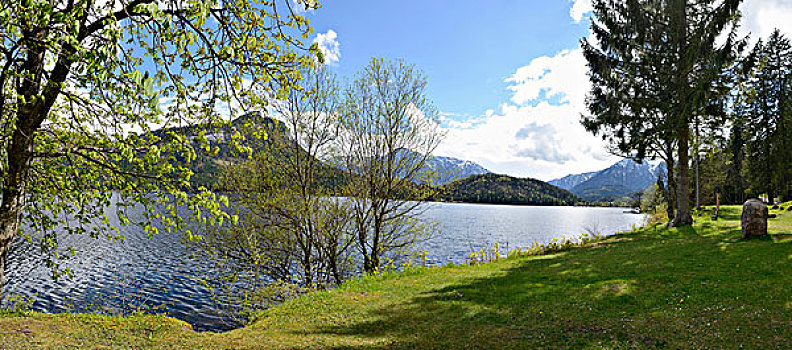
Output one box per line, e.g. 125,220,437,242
2,205,791,349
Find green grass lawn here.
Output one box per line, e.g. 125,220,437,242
2,205,791,349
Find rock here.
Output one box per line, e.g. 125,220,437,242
771,205,779,210
787,206,792,211
768,213,777,219
741,199,768,239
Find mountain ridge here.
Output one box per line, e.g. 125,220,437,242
550,159,666,202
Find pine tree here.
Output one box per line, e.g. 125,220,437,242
743,30,792,203
581,0,741,225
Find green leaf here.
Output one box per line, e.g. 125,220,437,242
148,93,160,112
143,77,154,96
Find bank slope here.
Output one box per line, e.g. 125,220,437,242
439,173,580,205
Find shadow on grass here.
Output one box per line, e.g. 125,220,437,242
286,221,792,349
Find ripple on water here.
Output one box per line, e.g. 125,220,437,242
5,202,645,332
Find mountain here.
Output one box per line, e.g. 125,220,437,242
548,171,598,191
439,173,580,206
551,159,666,202
334,149,491,187
154,112,348,190
422,155,490,186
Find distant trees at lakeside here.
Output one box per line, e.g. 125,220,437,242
669,29,792,207
582,0,792,225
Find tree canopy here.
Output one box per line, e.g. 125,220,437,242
581,0,742,225
0,0,319,295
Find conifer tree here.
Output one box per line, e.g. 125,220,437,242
743,30,792,203
581,0,741,225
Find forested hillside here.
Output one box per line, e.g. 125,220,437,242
439,173,580,205
154,113,348,191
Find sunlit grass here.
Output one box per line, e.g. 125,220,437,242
1,205,791,349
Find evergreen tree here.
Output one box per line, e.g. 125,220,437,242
743,30,792,203
581,0,741,226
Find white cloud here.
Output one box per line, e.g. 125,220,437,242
569,0,593,23
437,0,792,182
739,0,792,42
314,30,340,65
505,49,589,106
433,1,611,181
289,0,318,14
435,48,618,181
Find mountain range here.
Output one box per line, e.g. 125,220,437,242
164,113,490,190
157,113,579,206
550,158,666,202
421,155,491,185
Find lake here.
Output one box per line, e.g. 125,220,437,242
421,203,646,264
5,202,645,332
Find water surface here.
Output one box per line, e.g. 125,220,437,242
5,201,645,331
421,203,645,264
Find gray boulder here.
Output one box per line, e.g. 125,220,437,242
741,199,768,239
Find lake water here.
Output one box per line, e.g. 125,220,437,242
5,202,645,332
421,203,646,264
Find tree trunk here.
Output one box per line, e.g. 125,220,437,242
669,0,693,227
0,130,34,302
303,255,313,288
664,146,677,222
1,26,54,302
370,220,380,272
330,255,342,285
0,206,21,303
672,125,694,226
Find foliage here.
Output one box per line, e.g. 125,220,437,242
191,67,355,298
465,234,604,266
0,0,320,300
337,58,444,273
740,30,792,203
581,0,742,226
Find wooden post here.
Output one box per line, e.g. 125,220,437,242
714,185,721,220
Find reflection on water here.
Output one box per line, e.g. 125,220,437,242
420,203,646,264
5,200,644,332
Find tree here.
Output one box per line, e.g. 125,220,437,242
338,58,443,273
0,0,318,300
581,0,741,226
743,30,792,203
194,66,357,290
720,48,757,204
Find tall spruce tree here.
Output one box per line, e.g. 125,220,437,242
581,0,741,226
743,30,792,203
722,51,757,204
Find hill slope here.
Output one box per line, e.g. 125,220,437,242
154,113,351,191
439,173,580,205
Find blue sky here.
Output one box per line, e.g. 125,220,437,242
306,1,589,117
301,0,792,181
